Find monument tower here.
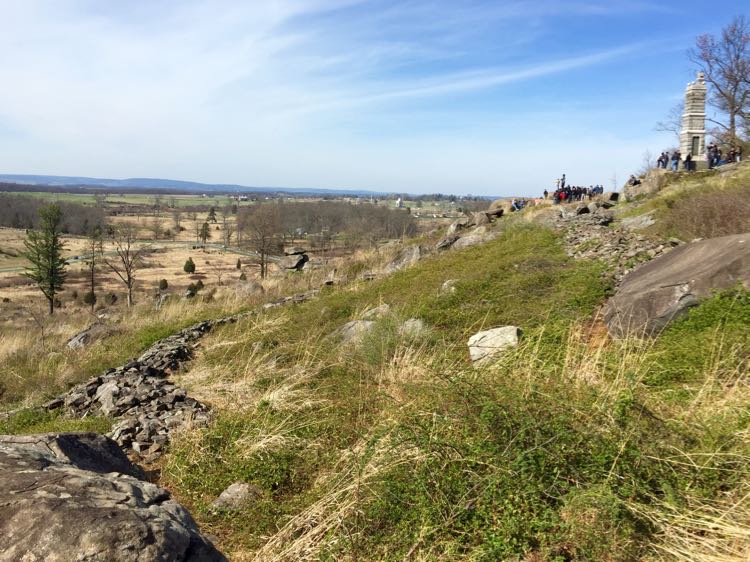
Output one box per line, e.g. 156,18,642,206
680,72,707,160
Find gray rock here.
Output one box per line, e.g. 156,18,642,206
340,320,376,344
467,326,520,364
0,433,225,562
399,318,427,338
575,204,590,215
66,323,113,350
440,279,458,295
446,217,472,236
604,233,750,338
284,246,307,255
362,304,391,319
383,245,426,273
212,481,263,511
452,234,484,250
621,211,657,231
436,235,459,251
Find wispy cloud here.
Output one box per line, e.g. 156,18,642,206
0,0,718,193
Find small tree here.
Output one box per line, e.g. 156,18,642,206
105,224,146,307
23,204,67,314
84,226,103,312
199,222,210,245
184,257,196,274
207,207,217,223
158,279,169,291
236,258,242,269
238,204,282,279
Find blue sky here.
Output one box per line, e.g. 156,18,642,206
0,1,746,195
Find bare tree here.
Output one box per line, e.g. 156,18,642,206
148,217,163,240
172,210,182,231
205,259,225,286
105,224,147,307
689,15,750,144
239,204,282,279
655,101,685,142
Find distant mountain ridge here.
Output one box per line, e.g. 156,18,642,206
0,173,388,197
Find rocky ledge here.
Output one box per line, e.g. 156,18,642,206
0,433,226,562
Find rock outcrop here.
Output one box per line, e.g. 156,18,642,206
383,245,428,273
604,233,750,338
0,433,225,562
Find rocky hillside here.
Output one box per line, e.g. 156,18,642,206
1,162,749,561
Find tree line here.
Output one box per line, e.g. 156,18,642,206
0,194,105,235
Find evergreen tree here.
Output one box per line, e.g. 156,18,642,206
184,257,196,274
199,222,210,245
207,207,217,223
23,204,67,314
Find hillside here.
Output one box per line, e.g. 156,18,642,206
1,163,749,561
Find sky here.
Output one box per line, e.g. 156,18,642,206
0,1,746,196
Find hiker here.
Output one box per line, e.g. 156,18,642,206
543,189,548,199
670,151,681,171
684,153,693,171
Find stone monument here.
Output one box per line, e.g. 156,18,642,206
679,72,707,160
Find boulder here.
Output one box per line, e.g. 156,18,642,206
621,211,657,231
471,212,491,227
279,253,309,271
66,323,114,350
446,217,472,236
452,234,484,250
436,235,459,251
399,318,427,338
283,246,307,256
623,168,669,201
0,433,225,562
235,278,265,297
340,320,376,344
604,233,750,338
440,279,458,295
383,245,426,273
467,326,520,364
212,481,263,511
362,303,391,319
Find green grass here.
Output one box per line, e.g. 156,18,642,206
0,407,112,435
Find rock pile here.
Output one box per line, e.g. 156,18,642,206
556,207,681,285
0,433,225,561
45,316,246,460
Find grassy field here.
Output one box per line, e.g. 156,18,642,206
2,170,749,560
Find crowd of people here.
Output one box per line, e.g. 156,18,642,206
542,174,605,204
706,142,743,168
656,142,744,172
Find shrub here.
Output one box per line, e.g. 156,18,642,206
158,279,169,291
82,291,96,306
184,258,196,274
236,259,242,270
239,272,247,281
196,279,204,290
105,293,118,305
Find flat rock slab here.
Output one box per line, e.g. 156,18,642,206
0,433,226,562
468,326,520,364
604,233,750,338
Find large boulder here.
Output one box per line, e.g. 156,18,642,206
383,245,427,273
622,168,669,201
339,320,376,344
452,234,485,250
467,326,520,364
604,233,750,338
67,323,116,350
0,433,225,562
279,253,309,271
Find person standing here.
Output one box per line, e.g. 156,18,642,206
560,174,566,189
684,153,693,171
671,151,681,171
